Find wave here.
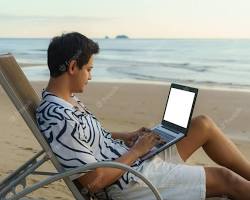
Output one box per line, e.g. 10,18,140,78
33,49,47,52
212,59,238,63
96,57,215,73
202,58,250,64
101,48,174,52
107,67,250,88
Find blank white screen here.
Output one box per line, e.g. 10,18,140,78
163,88,195,128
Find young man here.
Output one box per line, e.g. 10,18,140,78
36,32,250,200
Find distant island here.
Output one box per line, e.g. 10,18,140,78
115,35,129,39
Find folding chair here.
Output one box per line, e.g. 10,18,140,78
0,53,162,200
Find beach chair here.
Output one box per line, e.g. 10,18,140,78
0,53,162,200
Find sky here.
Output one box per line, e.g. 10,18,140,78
0,0,250,38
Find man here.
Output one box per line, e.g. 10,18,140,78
36,32,250,200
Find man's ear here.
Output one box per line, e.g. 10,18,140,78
68,60,77,75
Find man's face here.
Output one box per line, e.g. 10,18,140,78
71,55,94,93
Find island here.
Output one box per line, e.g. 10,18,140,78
115,35,129,39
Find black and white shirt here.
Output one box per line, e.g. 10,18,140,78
36,90,145,189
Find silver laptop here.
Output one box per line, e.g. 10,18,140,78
141,83,198,160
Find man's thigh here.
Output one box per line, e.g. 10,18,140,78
110,159,207,200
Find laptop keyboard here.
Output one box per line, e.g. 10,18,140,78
153,128,176,143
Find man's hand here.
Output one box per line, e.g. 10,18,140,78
131,131,162,157
124,127,151,147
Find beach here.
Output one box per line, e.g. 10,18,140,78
0,81,250,199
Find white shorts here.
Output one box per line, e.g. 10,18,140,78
107,145,206,200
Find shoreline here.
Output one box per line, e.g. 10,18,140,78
19,62,45,68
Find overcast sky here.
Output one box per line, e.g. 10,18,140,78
1,0,250,38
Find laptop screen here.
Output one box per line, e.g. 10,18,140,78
163,87,195,128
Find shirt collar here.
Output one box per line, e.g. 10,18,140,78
41,89,75,110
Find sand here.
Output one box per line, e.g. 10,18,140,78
0,81,249,200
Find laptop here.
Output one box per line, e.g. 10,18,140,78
141,83,198,160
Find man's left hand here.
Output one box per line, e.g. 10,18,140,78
124,127,151,147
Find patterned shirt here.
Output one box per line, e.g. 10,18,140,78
36,90,144,189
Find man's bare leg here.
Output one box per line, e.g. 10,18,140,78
176,115,250,180
205,167,250,199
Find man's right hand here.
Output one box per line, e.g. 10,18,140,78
131,131,162,157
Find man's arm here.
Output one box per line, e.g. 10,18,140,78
111,131,130,140
78,132,160,193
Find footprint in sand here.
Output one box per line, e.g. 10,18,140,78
18,146,38,153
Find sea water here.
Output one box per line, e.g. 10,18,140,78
1,38,250,88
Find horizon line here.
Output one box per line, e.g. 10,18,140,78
0,36,250,40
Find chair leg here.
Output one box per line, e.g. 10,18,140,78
0,150,48,199
0,150,45,190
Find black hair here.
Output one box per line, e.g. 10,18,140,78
47,32,99,77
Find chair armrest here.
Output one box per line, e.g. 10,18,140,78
7,161,163,200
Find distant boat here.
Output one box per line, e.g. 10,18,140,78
104,36,109,39
115,35,129,39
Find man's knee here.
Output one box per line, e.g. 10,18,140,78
192,115,213,133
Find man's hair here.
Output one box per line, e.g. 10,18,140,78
47,32,99,77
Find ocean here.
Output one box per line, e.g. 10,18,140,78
1,38,250,88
